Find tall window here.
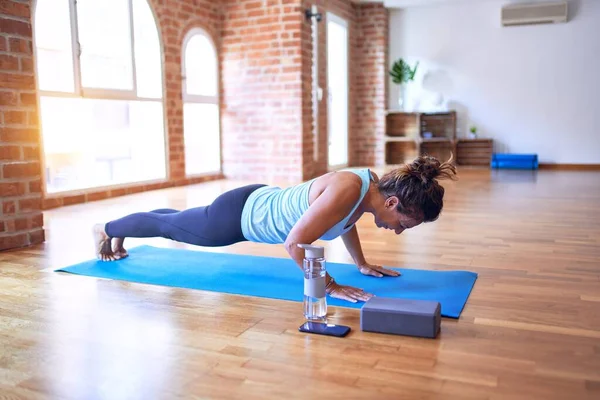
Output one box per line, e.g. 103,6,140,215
34,0,166,194
182,29,221,176
327,13,349,168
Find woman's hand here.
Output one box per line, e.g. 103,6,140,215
357,262,401,278
326,280,373,303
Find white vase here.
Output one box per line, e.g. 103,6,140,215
397,83,407,110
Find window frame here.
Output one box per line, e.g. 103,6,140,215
181,28,222,177
32,0,170,197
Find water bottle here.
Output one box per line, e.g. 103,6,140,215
298,244,327,322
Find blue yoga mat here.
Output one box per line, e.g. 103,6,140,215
57,245,477,318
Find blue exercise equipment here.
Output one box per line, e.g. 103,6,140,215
491,153,538,169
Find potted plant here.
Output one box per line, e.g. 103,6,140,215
389,58,419,110
469,126,478,139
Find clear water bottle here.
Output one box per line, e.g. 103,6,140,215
298,244,327,322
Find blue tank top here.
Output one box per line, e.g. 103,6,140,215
240,169,373,244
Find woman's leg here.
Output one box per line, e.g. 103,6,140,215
109,208,179,258
93,184,265,261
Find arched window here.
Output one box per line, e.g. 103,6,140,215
34,0,166,194
182,29,221,176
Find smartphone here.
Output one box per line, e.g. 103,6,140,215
298,321,351,337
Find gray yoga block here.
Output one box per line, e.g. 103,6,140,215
360,297,441,338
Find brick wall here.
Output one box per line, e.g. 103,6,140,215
301,0,318,179
354,3,388,167
221,0,377,183
221,0,305,184
0,0,45,251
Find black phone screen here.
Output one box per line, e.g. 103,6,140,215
298,321,351,337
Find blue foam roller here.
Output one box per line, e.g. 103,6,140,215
493,153,538,161
491,160,537,169
491,153,538,169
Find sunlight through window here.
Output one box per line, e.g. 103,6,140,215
34,0,166,194
182,30,221,176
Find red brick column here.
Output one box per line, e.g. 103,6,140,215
300,0,317,180
221,0,304,184
354,3,388,167
0,1,44,250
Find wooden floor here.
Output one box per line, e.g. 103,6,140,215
1,168,599,399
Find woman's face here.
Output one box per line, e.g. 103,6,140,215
373,196,422,235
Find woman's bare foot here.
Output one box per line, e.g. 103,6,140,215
112,237,128,260
93,223,118,261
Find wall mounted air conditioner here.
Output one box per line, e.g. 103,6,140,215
501,1,568,27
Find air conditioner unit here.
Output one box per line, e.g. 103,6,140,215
501,1,568,27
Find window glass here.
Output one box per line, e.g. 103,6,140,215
132,0,163,98
34,0,75,92
77,0,134,90
184,34,218,97
40,97,166,193
184,103,221,175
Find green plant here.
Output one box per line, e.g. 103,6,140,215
389,58,419,85
470,126,477,134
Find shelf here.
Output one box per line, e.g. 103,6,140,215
384,136,415,142
386,112,419,138
386,110,419,116
456,138,493,166
385,141,418,165
420,111,456,141
420,140,454,163
384,110,457,166
385,110,453,116
456,138,493,143
420,137,452,143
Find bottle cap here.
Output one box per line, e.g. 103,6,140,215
297,244,324,259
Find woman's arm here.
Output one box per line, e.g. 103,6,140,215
283,176,371,302
341,226,401,278
284,177,360,272
340,225,367,266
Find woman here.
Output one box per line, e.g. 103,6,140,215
93,155,457,303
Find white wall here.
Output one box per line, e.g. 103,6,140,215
388,0,600,164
